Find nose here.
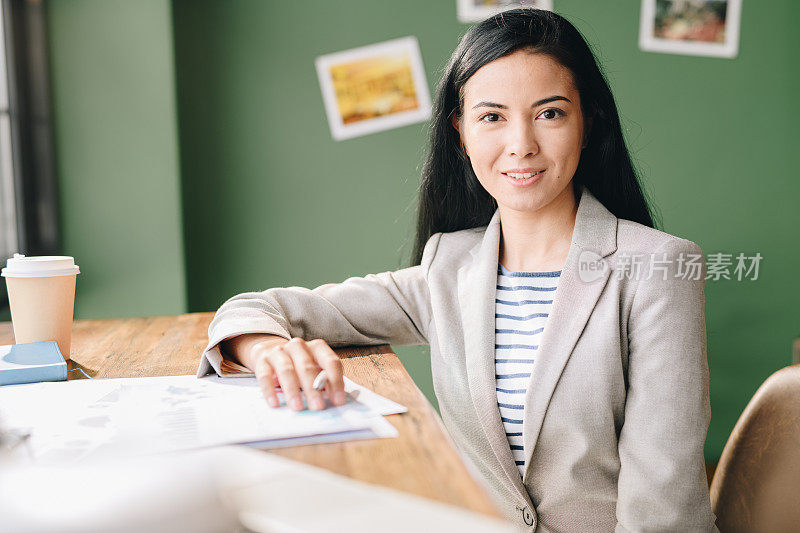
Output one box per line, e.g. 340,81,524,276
505,118,539,158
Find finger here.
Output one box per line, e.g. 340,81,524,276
254,356,279,408
282,338,325,411
307,339,346,406
267,345,303,411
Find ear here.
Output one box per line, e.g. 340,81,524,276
451,114,469,159
582,113,594,149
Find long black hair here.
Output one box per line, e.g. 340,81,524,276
411,8,658,265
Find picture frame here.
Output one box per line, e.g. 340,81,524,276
456,0,554,24
639,0,742,59
314,36,432,141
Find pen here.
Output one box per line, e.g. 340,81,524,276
312,370,327,391
311,370,358,403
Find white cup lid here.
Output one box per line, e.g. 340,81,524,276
1,254,80,278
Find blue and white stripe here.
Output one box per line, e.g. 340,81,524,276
495,263,561,477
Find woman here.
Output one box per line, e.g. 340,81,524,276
198,9,718,532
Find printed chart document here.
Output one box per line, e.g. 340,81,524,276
0,375,406,463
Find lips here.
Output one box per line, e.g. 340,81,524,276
502,168,546,174
503,169,546,180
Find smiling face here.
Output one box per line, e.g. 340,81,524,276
454,50,588,216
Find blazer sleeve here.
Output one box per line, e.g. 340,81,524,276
197,233,442,377
615,238,719,532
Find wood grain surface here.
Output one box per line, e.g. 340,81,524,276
0,313,501,517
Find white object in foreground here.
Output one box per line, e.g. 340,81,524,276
222,446,518,533
0,446,516,533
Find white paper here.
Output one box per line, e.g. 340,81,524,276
342,376,407,415
0,375,406,463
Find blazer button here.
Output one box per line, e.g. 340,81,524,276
522,506,534,526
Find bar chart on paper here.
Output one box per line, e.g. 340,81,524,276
0,375,406,462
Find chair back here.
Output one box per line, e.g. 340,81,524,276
709,365,800,532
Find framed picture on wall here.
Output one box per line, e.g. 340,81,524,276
457,0,553,24
314,36,432,141
639,0,742,58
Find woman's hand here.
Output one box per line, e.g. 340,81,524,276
222,334,346,411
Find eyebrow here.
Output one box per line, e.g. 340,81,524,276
471,95,571,110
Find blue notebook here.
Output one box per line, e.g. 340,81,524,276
0,341,67,386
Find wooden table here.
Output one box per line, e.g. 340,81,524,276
0,313,501,518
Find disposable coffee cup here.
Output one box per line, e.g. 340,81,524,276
2,254,80,360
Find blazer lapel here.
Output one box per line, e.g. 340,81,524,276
521,187,618,483
458,209,531,503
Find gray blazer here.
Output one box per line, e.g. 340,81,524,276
198,186,719,532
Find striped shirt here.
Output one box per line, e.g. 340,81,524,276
495,263,561,477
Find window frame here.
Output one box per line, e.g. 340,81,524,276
0,0,59,312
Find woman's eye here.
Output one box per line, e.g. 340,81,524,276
539,108,565,120
479,113,501,123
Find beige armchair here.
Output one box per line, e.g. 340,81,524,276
709,364,800,532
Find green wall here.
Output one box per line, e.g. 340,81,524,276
45,0,799,462
46,0,186,319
